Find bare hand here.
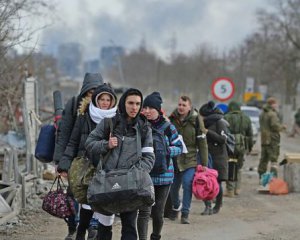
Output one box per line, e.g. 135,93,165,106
59,172,68,178
108,133,118,149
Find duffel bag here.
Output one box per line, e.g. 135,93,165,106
87,166,155,214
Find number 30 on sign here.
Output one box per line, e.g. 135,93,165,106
211,77,235,102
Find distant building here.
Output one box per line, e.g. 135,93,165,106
84,59,100,74
57,42,83,79
100,46,125,69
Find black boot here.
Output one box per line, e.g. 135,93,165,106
201,201,212,216
168,210,179,221
212,192,223,214
97,223,112,240
75,231,85,240
150,233,161,240
65,226,77,240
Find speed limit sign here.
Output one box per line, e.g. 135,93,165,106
211,77,235,102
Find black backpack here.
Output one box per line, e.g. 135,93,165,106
150,121,171,174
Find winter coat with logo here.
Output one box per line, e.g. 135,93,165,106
203,113,228,181
260,104,284,146
169,109,208,172
85,114,155,172
53,73,103,164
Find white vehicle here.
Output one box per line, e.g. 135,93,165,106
241,106,261,144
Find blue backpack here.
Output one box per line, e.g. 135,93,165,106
150,122,171,174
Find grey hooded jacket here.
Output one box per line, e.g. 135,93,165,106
85,88,155,172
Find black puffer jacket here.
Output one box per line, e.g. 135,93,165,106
53,73,103,164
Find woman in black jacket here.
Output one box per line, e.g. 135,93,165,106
58,84,117,240
199,101,229,215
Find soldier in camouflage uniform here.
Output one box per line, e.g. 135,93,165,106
258,97,285,178
224,101,253,197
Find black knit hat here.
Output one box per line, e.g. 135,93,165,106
199,101,216,117
143,92,163,112
92,83,117,108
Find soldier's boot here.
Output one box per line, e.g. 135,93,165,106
225,180,235,197
235,170,242,195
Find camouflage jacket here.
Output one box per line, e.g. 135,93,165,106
259,104,284,145
224,110,253,152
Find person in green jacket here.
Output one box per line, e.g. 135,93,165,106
168,95,208,224
258,97,286,178
289,108,300,137
224,101,253,197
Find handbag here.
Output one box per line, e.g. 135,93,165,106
42,175,76,218
68,156,95,204
87,124,155,214
35,124,56,163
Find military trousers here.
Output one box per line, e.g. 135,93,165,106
258,144,280,177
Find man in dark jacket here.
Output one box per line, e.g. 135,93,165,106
224,101,253,197
53,72,103,240
258,97,285,179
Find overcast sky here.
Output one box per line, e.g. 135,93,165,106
35,0,273,60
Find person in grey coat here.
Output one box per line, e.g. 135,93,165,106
199,101,229,215
53,72,103,240
85,88,155,240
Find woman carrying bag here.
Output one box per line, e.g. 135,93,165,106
57,84,117,240
138,92,183,240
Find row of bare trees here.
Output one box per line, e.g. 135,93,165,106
2,0,300,132
107,0,300,110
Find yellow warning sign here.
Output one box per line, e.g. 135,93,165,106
243,92,262,102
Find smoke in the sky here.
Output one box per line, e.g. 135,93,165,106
39,0,272,60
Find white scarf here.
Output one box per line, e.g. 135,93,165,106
89,103,117,124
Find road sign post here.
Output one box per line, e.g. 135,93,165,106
211,77,235,102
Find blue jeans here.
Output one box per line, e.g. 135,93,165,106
170,167,195,215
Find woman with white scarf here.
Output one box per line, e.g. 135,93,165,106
58,84,117,240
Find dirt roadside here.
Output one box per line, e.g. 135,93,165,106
1,134,300,240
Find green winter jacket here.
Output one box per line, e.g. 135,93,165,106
224,102,253,153
169,109,208,171
259,104,284,145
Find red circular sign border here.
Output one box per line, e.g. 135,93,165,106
211,77,235,102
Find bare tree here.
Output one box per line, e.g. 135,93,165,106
0,0,52,132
